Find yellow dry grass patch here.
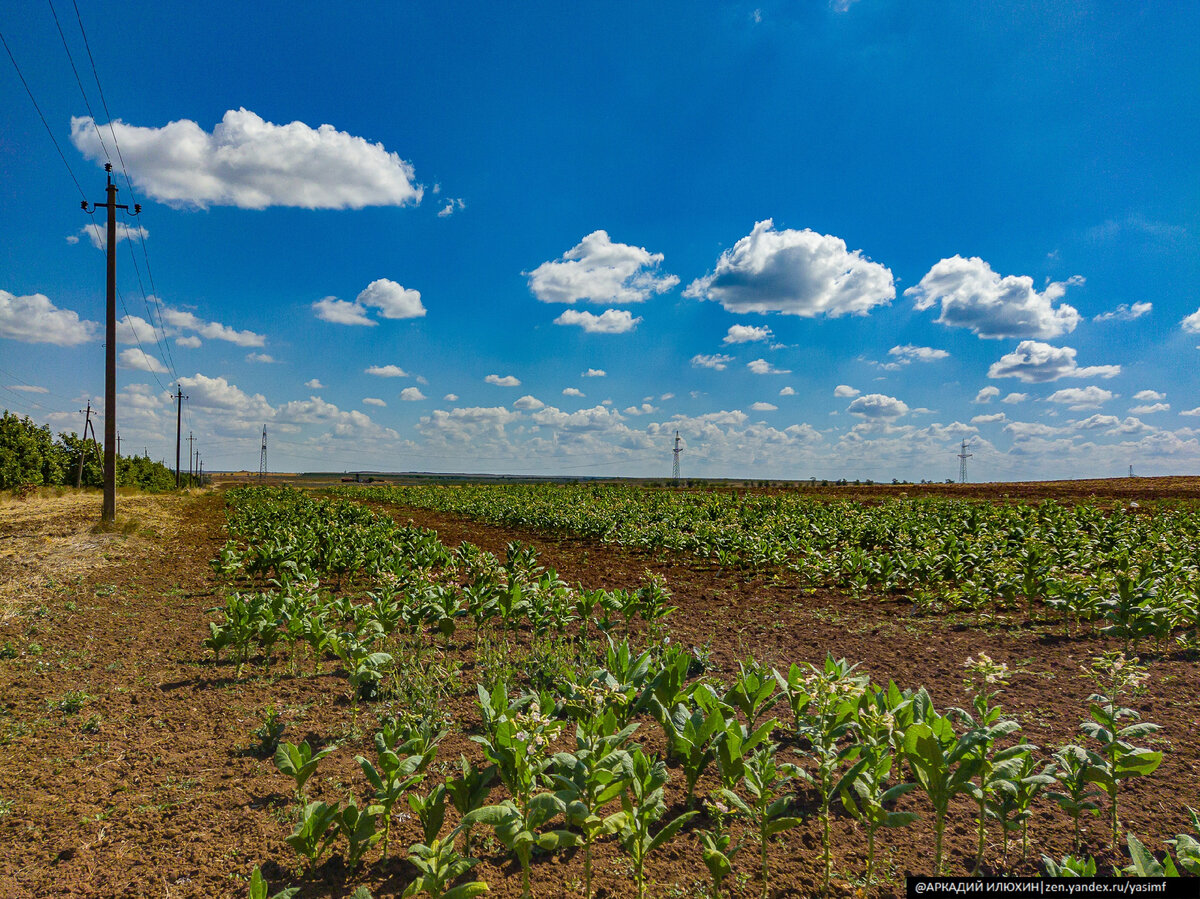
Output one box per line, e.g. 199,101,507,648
0,489,204,619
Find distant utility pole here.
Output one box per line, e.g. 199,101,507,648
197,453,203,486
75,400,99,488
116,431,121,457
82,162,140,523
958,439,973,484
1129,464,1135,478
259,426,268,480
672,430,683,481
173,386,187,488
187,432,196,484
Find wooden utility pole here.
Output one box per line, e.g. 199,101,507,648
187,432,196,485
75,401,98,488
173,386,186,487
82,163,139,523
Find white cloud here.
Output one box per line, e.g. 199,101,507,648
116,314,159,345
313,296,376,326
305,378,324,389
888,344,950,363
747,358,790,375
1133,389,1165,402
971,412,1008,424
624,403,656,415
1180,407,1200,417
583,368,607,378
562,387,585,398
1130,403,1169,414
400,387,426,401
74,221,149,251
974,386,1000,403
4,384,48,394
906,256,1081,339
1182,309,1200,334
779,386,796,396
685,219,894,317
554,309,642,334
70,109,422,209
513,395,544,411
161,306,265,346
834,385,861,398
1005,421,1065,439
723,324,774,344
363,397,386,407
177,373,273,417
0,290,97,346
1001,392,1028,404
176,335,202,348
246,352,276,363
366,364,410,378
486,374,521,387
660,393,674,400
358,279,425,319
750,401,778,411
691,353,735,371
528,231,678,305
848,394,909,418
987,341,1120,383
443,393,459,402
1071,414,1121,430
1046,386,1116,410
117,348,167,373
418,406,522,443
437,198,465,217
1094,302,1151,322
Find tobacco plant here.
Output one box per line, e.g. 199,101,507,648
247,866,298,899
695,797,744,899
659,684,727,808
275,740,337,804
719,743,802,899
1079,652,1162,849
446,755,496,859
286,800,341,867
1046,745,1104,851
612,748,697,899
988,749,1055,864
336,796,380,869
403,834,489,899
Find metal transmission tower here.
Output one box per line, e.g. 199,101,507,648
258,426,268,480
958,439,974,483
672,431,683,481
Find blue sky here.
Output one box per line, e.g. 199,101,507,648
1,1,1197,480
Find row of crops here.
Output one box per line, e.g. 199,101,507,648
210,487,1198,897
340,485,1200,651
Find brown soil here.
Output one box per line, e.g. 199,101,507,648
0,488,1196,899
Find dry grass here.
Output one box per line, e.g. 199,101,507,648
0,489,201,620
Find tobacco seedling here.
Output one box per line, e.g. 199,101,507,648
1041,854,1097,877
403,835,489,899
247,866,298,899
336,796,381,869
723,658,780,728
274,740,337,804
253,706,286,756
409,783,448,845
696,798,744,899
988,749,1055,864
1046,745,1104,851
285,800,340,867
659,684,727,808
446,755,496,859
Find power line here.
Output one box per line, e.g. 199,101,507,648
0,27,88,200
46,0,109,161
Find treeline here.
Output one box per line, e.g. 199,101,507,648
0,410,178,492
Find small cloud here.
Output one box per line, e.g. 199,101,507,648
624,403,656,415
723,324,774,344
750,401,778,411
971,412,1008,424
1180,407,1200,417
1001,392,1028,404
747,358,790,375
314,296,376,326
779,386,796,396
514,395,545,411
1133,389,1165,402
1046,386,1116,410
5,384,48,393
305,378,324,389
848,393,909,418
245,352,276,363
562,387,585,397
486,374,521,387
974,386,1000,403
660,393,674,400
987,341,1120,383
400,387,426,401
1129,403,1169,414
1094,302,1151,322
118,347,167,373
834,385,860,398
176,335,202,348
887,344,950,364
691,354,735,370
554,309,642,334
358,279,425,319
366,364,409,377
1183,309,1200,333
582,368,607,377
528,230,678,305
443,393,458,402
363,397,386,407
437,198,466,217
